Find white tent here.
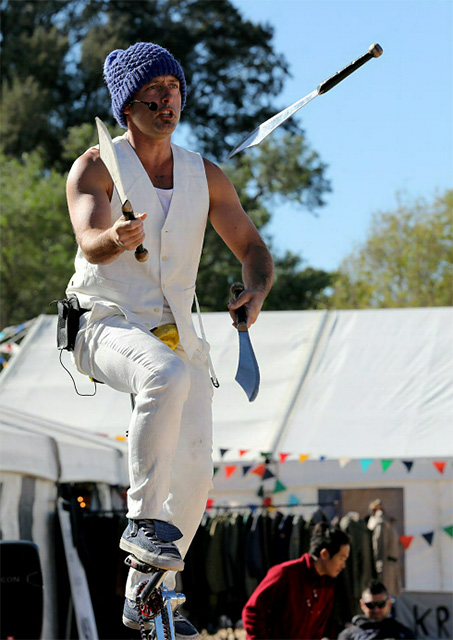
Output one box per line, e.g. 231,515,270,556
0,308,452,635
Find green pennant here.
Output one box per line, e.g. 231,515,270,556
213,466,219,476
257,485,264,497
443,525,453,538
381,459,394,472
273,479,287,494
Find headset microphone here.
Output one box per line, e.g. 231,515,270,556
129,100,158,111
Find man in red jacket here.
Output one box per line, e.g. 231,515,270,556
242,523,350,639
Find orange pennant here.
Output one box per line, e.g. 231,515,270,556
400,535,414,550
433,461,446,474
225,465,237,478
299,454,310,463
239,449,249,457
251,463,266,477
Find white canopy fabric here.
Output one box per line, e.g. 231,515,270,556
0,307,451,479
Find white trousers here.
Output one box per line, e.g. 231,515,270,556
74,312,214,594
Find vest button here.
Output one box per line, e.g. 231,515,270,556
162,256,168,261
153,307,160,313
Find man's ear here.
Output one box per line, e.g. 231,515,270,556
320,548,330,561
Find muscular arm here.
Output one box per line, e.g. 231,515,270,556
204,158,274,326
66,148,146,264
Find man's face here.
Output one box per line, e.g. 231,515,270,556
125,75,181,137
360,591,392,621
321,544,350,578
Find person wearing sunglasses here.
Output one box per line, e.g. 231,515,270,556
338,579,415,639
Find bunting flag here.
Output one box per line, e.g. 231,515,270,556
242,465,252,476
257,486,264,497
381,459,394,472
262,468,275,480
206,498,214,510
400,535,414,550
339,458,351,468
251,463,266,477
360,459,373,473
225,465,236,478
260,451,272,461
288,493,301,506
299,454,310,463
115,435,127,442
443,525,453,538
273,479,287,494
402,460,414,472
279,453,290,463
213,466,219,476
422,532,435,546
219,448,229,458
239,449,249,457
433,461,446,474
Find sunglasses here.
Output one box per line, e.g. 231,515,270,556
363,599,388,610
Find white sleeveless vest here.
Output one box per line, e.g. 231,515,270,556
66,134,209,359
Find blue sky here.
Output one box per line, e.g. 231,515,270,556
223,0,453,272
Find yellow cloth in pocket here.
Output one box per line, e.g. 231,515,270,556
152,323,179,350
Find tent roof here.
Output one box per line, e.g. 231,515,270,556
0,308,451,476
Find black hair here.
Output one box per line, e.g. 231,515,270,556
309,522,350,558
362,579,389,598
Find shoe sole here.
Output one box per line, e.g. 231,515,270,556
122,614,154,631
120,538,184,571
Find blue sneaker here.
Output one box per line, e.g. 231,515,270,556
122,599,200,639
122,597,154,631
120,519,184,571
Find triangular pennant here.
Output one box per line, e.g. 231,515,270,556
288,493,301,506
402,460,413,472
319,456,326,461
400,535,414,550
299,454,310,463
262,468,275,480
339,458,352,468
279,453,290,463
225,465,236,478
260,451,272,461
252,463,266,477
443,525,453,538
213,466,219,476
239,449,249,457
273,479,287,494
433,461,446,474
257,485,264,497
422,532,435,546
381,459,394,472
219,448,229,458
263,497,273,507
206,498,214,510
242,465,252,476
360,459,373,472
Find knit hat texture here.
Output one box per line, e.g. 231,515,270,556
104,42,186,128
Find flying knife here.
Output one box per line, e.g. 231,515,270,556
95,117,149,262
231,282,260,402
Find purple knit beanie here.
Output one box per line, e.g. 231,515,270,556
104,42,187,128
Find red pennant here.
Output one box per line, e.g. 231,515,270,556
433,461,446,474
263,497,273,507
225,465,237,478
239,449,249,457
400,535,414,550
251,463,266,477
206,499,214,510
279,453,290,463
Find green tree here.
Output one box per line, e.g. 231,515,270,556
330,190,453,309
0,152,75,327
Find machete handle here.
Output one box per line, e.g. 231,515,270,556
122,200,149,262
230,282,248,330
317,43,383,95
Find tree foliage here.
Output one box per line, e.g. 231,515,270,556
0,152,76,327
330,190,453,309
